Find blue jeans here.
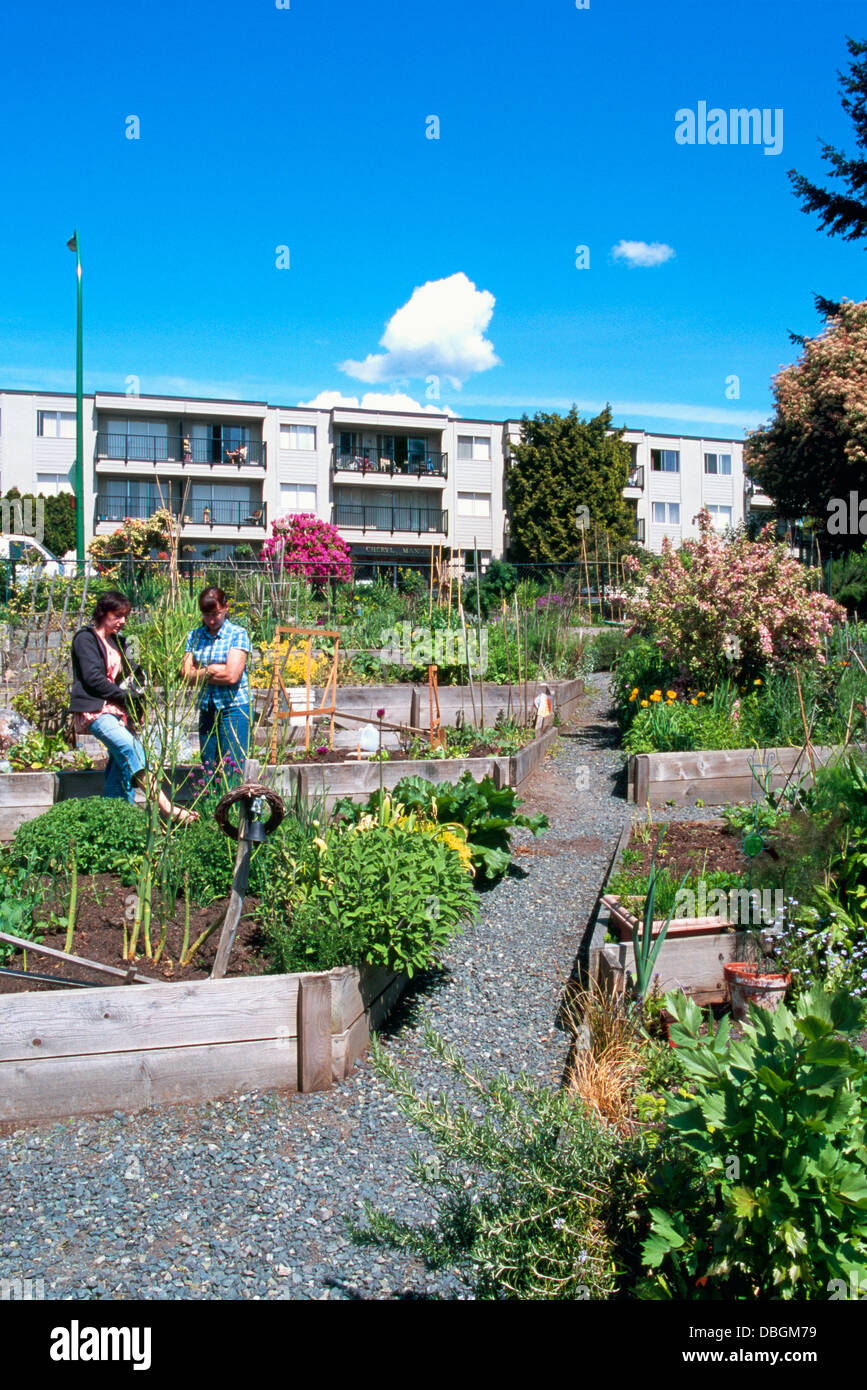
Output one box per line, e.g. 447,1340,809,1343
90,713,147,804
199,703,250,788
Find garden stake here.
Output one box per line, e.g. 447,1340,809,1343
63,840,78,955
0,931,155,984
794,668,816,781
210,783,285,979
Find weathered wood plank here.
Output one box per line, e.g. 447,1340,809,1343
0,805,53,841
0,773,56,807
330,964,398,1033
604,931,753,995
0,974,299,1063
0,1038,298,1122
298,975,332,1092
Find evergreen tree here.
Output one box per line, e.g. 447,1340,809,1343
504,405,632,563
789,36,867,246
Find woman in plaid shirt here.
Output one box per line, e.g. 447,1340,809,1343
182,586,251,787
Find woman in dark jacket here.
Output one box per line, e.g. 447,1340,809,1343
71,591,196,821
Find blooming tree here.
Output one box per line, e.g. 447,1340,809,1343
88,510,174,574
262,512,352,583
623,511,845,681
744,298,867,552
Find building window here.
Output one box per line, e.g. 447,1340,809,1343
457,492,491,517
704,452,732,475
279,484,317,513
652,501,681,524
37,410,76,438
281,423,316,450
457,435,491,461
36,472,73,495
707,504,733,528
650,448,680,473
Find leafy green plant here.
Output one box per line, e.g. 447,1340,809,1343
334,772,548,882
261,824,477,976
630,841,689,1001
640,986,867,1299
5,730,93,772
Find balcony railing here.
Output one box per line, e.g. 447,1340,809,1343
333,503,448,534
96,433,267,468
332,447,447,479
96,495,267,529
626,466,645,490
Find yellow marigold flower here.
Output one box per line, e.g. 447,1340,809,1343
690,698,697,705
640,699,649,707
666,689,677,699
650,691,662,702
754,678,762,685
697,691,706,698
628,688,639,701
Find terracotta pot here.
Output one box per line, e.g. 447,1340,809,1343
724,962,791,1021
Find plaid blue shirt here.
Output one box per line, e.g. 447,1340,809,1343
185,618,251,711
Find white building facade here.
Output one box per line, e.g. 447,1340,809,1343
0,387,768,564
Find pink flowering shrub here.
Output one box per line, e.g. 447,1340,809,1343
623,511,845,681
262,513,352,583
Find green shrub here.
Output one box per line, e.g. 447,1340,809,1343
8,798,148,878
640,987,867,1299
260,824,478,976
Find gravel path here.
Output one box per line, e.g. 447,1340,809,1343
0,674,708,1301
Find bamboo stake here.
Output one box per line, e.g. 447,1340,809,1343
794,668,816,781
502,596,513,720
459,600,478,728
581,527,592,625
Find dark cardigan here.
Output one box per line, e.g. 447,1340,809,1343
70,627,133,714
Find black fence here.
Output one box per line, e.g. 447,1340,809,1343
332,504,448,534
96,433,267,467
332,447,447,478
95,495,267,528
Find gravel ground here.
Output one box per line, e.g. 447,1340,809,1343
0,674,714,1301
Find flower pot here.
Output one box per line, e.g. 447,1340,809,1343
723,962,791,1021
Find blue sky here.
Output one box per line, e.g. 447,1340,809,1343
1,0,865,438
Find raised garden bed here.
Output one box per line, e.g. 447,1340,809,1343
246,725,559,807
603,818,749,940
0,960,406,1122
586,820,779,1005
253,677,584,727
627,743,840,806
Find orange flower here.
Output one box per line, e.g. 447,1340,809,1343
650,690,662,702
628,687,639,701
640,699,649,707
666,689,677,700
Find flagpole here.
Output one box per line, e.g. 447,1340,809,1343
67,231,85,564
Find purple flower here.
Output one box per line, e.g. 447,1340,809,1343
315,745,328,756
376,708,385,720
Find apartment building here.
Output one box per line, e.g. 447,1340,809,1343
0,387,765,565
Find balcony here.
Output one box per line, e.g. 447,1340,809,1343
95,495,268,530
333,503,448,535
96,433,267,468
332,447,447,479
624,466,645,493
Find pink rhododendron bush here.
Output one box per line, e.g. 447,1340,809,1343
262,512,352,583
623,511,845,683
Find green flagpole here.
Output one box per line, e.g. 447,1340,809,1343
67,230,85,565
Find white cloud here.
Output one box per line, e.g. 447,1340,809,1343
611,240,676,268
339,272,499,388
298,389,457,415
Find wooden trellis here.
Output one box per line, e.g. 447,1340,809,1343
269,627,340,761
